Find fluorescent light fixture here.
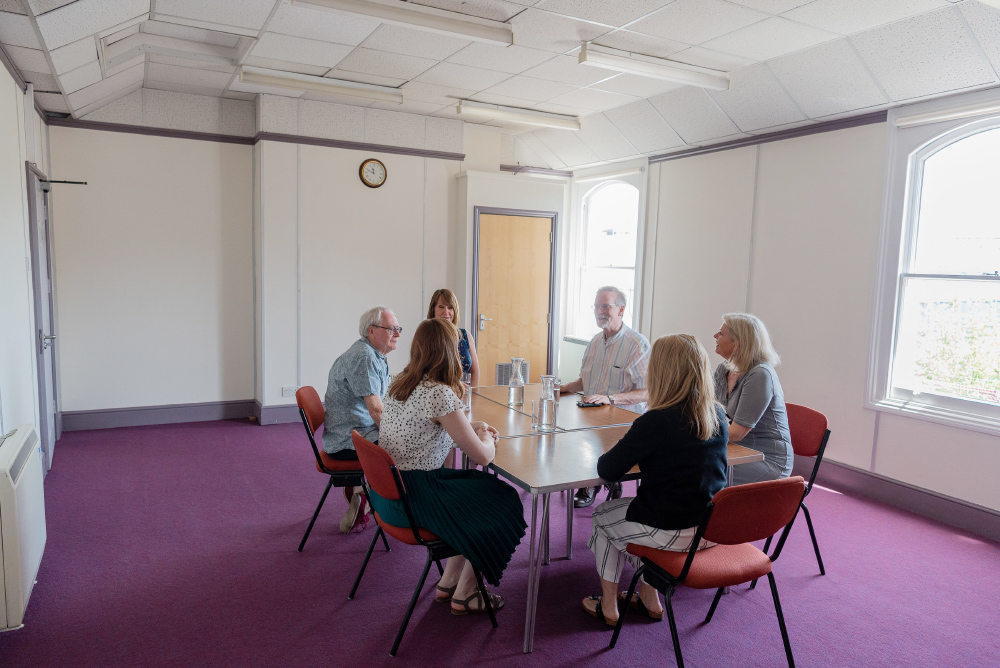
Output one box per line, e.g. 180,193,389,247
456,100,580,131
239,66,403,103
977,0,1000,9
292,0,513,46
895,100,1000,128
578,43,729,91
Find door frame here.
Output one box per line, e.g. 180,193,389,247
471,206,559,378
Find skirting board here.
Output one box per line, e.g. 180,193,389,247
62,400,256,431
796,457,1000,543
254,402,300,426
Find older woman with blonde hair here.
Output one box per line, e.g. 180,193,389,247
426,288,480,387
713,313,793,486
583,334,728,626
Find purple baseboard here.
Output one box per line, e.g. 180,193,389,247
795,457,1000,543
62,400,256,431
254,402,300,426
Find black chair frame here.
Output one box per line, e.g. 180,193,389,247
609,500,802,668
349,464,497,657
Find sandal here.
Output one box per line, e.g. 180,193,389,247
435,583,457,603
617,591,664,621
451,591,504,616
583,595,618,627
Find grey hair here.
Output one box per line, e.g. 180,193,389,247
722,312,780,375
595,286,627,307
359,306,391,339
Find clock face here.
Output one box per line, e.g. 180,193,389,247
360,159,387,188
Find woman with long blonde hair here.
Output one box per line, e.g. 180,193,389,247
583,334,728,627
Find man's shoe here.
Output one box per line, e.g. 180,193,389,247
574,486,599,508
608,482,623,500
348,493,369,533
340,491,362,533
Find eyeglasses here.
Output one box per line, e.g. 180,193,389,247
593,304,621,312
373,325,403,335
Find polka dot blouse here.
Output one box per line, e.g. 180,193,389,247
380,380,462,471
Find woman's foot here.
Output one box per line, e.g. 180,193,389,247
435,582,457,603
582,595,618,626
451,590,504,615
617,591,664,620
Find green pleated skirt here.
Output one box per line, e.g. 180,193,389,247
368,467,527,586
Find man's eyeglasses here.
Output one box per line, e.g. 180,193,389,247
593,304,621,312
374,325,403,335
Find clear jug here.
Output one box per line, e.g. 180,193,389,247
507,357,525,407
537,374,558,431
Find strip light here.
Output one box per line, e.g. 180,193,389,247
456,100,580,130
895,100,1000,128
578,43,729,91
291,0,513,46
239,66,403,104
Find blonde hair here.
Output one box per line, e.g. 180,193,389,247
388,318,464,403
426,288,460,326
722,313,780,375
647,334,720,441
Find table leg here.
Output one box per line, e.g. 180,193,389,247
523,494,550,653
523,494,539,653
566,490,573,559
543,493,551,566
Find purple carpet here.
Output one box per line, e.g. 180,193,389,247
1,420,998,667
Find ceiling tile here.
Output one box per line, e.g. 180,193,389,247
401,80,476,104
522,54,618,86
702,17,840,61
268,2,378,45
149,52,235,74
668,46,756,72
337,48,437,80
73,80,143,117
360,23,470,60
590,73,683,97
508,8,611,53
851,8,996,101
22,70,59,92
411,0,525,22
5,45,50,73
481,75,576,101
414,62,511,89
726,0,812,13
784,0,949,36
243,56,329,77
592,29,689,59
82,89,143,124
544,86,638,111
140,20,241,47
104,24,140,45
364,108,426,149
252,33,354,69
66,61,143,110
708,63,805,131
768,38,887,118
513,135,555,168
470,92,541,107
960,2,1000,75
517,132,567,168
155,0,274,31
105,53,143,77
424,116,464,152
147,62,233,89
26,1,77,14
298,98,365,140
0,11,41,49
534,127,599,166
1,1,27,15
629,0,767,45
369,99,447,115
446,43,553,74
145,80,230,98
648,85,741,143
59,59,102,93
144,88,222,133
603,99,684,152
49,37,98,74
326,69,407,87
530,101,587,115
35,0,149,50
575,112,639,160
35,92,70,112
535,0,672,28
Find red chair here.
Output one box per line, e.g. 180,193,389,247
348,431,497,657
295,387,386,553
609,476,806,668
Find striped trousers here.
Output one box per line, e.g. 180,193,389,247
588,497,712,584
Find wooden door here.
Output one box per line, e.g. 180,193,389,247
476,213,552,384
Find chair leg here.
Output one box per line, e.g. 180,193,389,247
390,549,434,657
609,568,642,649
801,502,825,575
472,567,498,629
767,573,795,668
298,477,335,552
435,559,445,576
663,585,684,668
704,587,725,624
349,526,383,600
749,534,774,590
380,528,391,552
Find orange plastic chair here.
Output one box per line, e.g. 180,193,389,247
348,431,497,657
609,476,806,668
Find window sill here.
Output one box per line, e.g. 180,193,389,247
868,397,1000,438
563,335,591,345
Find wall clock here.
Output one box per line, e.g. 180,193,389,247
360,158,387,188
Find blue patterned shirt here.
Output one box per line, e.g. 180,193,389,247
322,338,390,454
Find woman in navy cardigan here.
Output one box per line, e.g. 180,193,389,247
582,334,728,626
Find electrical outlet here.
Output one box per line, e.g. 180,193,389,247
282,386,297,397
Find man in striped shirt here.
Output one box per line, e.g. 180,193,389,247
561,286,651,507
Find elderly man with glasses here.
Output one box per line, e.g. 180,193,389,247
561,286,651,508
323,305,401,532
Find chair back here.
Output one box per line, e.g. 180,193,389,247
352,431,404,501
704,477,805,546
296,386,325,434
786,403,829,458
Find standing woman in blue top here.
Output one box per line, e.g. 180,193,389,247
427,288,480,387
713,313,793,485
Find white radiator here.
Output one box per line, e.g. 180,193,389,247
0,424,47,631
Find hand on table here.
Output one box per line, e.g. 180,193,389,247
583,394,612,406
472,422,499,442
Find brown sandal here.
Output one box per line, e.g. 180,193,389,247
583,595,618,627
451,591,504,616
435,584,457,603
617,591,664,621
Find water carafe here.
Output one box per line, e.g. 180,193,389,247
507,357,525,407
537,375,558,431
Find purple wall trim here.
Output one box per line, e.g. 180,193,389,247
62,401,256,431
253,401,300,426
256,132,466,161
500,164,573,177
0,43,27,92
794,456,1000,543
46,117,256,145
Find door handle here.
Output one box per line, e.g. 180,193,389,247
479,314,492,331
38,330,56,351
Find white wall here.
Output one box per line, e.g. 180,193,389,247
48,127,254,411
